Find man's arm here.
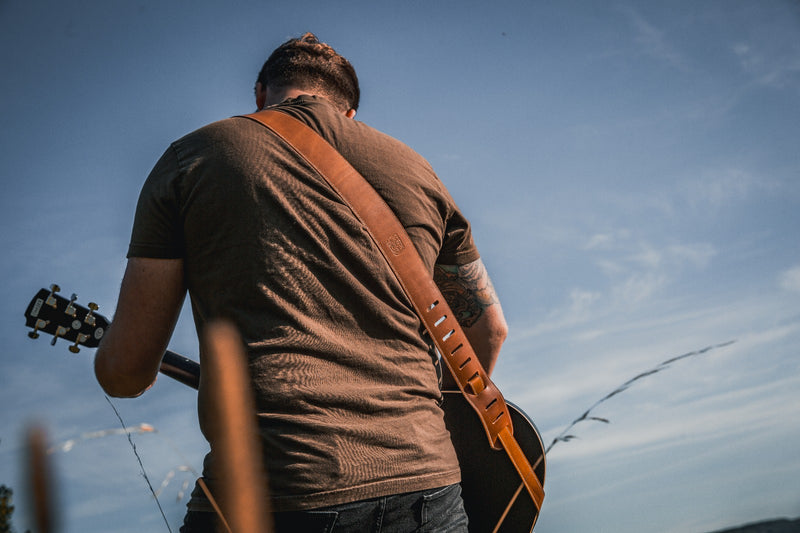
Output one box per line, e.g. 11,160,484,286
95,258,186,397
433,258,508,381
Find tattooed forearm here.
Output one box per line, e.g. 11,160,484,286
433,259,499,328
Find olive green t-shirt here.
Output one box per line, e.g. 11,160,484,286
128,96,480,511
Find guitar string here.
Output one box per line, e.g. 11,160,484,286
105,396,173,533
492,456,544,532
492,482,524,533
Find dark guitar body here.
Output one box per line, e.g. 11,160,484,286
442,391,546,532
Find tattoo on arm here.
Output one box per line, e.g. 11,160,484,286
434,259,499,328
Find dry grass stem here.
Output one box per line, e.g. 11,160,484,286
202,320,273,533
26,424,56,533
546,340,736,453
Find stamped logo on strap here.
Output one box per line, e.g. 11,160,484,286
386,233,405,255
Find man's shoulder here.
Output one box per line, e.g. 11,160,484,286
182,115,251,138
169,116,262,155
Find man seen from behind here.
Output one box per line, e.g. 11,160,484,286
95,33,508,533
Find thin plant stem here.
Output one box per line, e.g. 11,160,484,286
105,396,173,533
545,340,736,454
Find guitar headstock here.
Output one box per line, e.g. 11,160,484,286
24,284,109,353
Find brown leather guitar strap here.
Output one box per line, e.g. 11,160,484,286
240,110,544,512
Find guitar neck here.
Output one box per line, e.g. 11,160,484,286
161,350,200,390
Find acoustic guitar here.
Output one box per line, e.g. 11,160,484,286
24,285,546,532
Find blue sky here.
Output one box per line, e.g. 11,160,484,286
1,1,799,532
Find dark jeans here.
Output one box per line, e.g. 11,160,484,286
180,483,468,533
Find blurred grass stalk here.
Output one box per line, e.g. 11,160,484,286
202,320,273,533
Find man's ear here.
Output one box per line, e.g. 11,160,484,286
255,82,267,110
345,108,356,119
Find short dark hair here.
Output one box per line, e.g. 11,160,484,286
257,33,360,112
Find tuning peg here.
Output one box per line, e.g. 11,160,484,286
84,302,98,326
65,294,78,317
50,325,70,346
68,333,90,354
45,284,61,308
28,319,49,339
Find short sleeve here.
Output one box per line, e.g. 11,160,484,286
127,145,185,259
437,205,481,266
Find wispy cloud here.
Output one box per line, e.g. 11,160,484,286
732,41,800,91
687,167,755,207
583,230,632,252
619,6,687,71
682,166,778,210
588,235,716,306
509,233,718,349
625,242,715,271
610,272,666,306
779,265,800,293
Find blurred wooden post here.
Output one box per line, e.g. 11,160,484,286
202,321,272,533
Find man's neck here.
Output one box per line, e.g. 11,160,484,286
258,84,355,119
264,87,315,107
